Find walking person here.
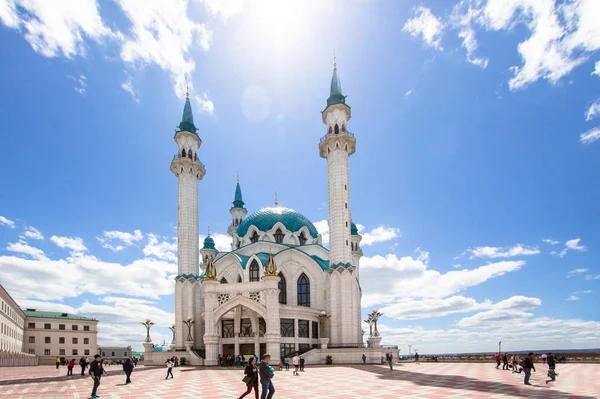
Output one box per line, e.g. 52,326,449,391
511,354,519,373
123,358,134,384
89,354,108,399
79,357,87,376
495,353,501,369
299,356,305,372
55,356,61,369
292,353,300,376
259,354,275,399
238,357,259,399
166,358,174,379
284,358,290,371
387,354,393,370
362,354,366,364
414,351,419,364
546,352,557,384
502,353,509,370
523,352,536,385
67,358,75,376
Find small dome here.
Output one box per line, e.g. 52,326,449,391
351,221,359,236
203,235,215,249
237,207,319,238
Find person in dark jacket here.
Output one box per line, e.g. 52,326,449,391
523,352,536,385
502,353,509,370
89,354,108,399
546,352,557,384
79,357,87,376
238,357,259,399
123,358,134,384
259,354,275,399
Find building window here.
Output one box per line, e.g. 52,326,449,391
259,318,266,337
250,231,259,243
102,352,105,356
345,202,347,208
28,336,35,343
44,349,51,356
59,349,65,356
328,126,332,135
334,124,339,134
280,343,295,359
72,338,78,344
299,343,310,353
342,124,346,132
45,337,51,344
85,350,90,356
298,320,309,338
240,319,253,337
83,325,90,331
280,319,294,337
220,277,228,284
111,351,115,357
28,323,35,329
297,273,311,307
59,324,65,330
84,338,89,345
222,320,234,338
274,228,284,244
44,323,51,329
72,325,78,331
298,232,306,246
124,352,128,356
237,275,242,283
312,321,319,339
59,337,65,344
73,349,78,356
278,272,287,304
249,260,260,282
28,349,35,355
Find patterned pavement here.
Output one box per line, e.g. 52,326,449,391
0,362,599,399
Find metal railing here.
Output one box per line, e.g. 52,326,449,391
172,154,206,169
327,343,367,349
319,131,355,142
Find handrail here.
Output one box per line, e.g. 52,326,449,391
172,154,206,169
319,131,355,142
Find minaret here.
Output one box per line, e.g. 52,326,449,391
319,56,361,345
200,227,218,267
319,55,355,265
171,85,206,349
228,173,247,248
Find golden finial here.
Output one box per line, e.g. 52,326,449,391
185,74,190,98
333,48,337,69
274,191,279,207
205,255,217,280
207,226,210,237
265,249,277,276
237,171,240,184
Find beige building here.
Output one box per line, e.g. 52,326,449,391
0,283,25,353
23,309,98,365
98,346,132,362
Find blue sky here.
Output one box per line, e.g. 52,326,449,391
0,0,599,354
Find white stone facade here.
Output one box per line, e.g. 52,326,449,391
0,284,25,353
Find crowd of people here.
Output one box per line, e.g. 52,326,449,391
495,352,558,385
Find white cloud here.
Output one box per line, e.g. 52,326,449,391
464,244,540,259
97,229,143,251
143,233,177,263
313,220,329,246
117,0,212,98
0,215,15,228
593,61,600,77
194,93,214,115
50,235,87,252
580,127,600,144
403,6,445,51
199,233,230,252
361,226,401,246
567,295,579,301
567,268,588,277
405,89,413,97
542,238,559,245
0,0,117,58
584,274,600,281
573,290,592,295
452,4,488,68
585,100,600,121
381,295,491,320
121,79,139,103
201,0,244,20
22,226,44,240
6,240,47,261
554,237,588,257
67,74,86,94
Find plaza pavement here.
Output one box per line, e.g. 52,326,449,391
0,362,598,399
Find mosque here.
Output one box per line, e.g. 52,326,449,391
144,59,392,365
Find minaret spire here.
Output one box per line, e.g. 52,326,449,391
327,54,346,107
274,191,279,207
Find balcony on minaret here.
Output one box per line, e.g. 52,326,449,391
172,153,206,170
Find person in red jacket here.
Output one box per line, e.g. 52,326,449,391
67,359,76,376
495,353,501,369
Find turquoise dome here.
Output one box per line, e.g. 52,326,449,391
237,207,319,238
351,221,359,236
203,235,215,249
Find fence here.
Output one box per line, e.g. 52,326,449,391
0,351,38,367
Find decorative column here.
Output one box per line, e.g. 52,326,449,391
141,320,155,358
183,318,195,352
318,311,330,349
202,256,220,365
263,251,281,363
169,324,176,351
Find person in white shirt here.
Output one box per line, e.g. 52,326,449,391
292,354,300,376
166,359,174,379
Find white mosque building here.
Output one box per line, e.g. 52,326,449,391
144,60,393,365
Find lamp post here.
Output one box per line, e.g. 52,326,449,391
408,344,412,359
318,311,330,339
499,341,502,354
141,319,155,343
183,318,195,342
168,324,176,349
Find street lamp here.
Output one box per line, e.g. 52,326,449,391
318,311,330,339
408,344,412,359
141,319,155,343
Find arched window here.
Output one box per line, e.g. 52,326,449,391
204,255,208,264
188,151,192,159
236,241,241,249
334,124,339,134
237,275,242,283
220,277,228,284
249,260,260,282
328,126,332,134
182,148,186,158
250,231,259,243
274,228,284,244
194,152,197,161
278,272,287,304
297,273,310,307
298,232,306,246
342,124,346,132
